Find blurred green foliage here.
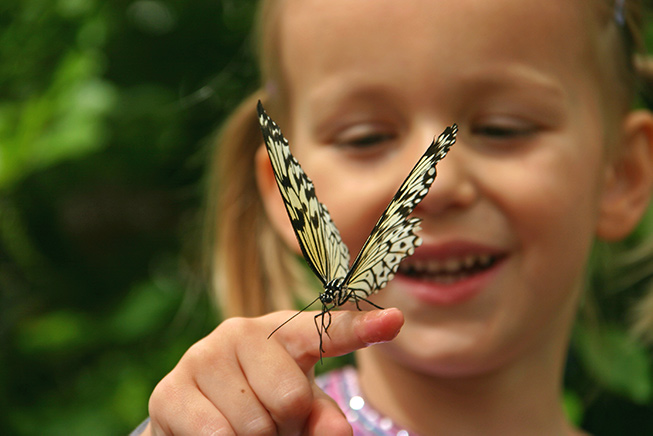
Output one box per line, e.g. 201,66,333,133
1,1,652,435
1,0,256,434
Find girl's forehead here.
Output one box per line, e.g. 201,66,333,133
278,0,600,103
280,0,591,38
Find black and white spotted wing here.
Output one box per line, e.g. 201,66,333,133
257,101,350,286
257,101,457,357
344,126,457,297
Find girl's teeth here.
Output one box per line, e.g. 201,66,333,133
444,258,462,272
478,254,493,267
401,254,497,275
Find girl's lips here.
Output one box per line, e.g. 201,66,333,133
395,242,507,305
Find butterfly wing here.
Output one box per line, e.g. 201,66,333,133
344,125,458,295
257,101,350,285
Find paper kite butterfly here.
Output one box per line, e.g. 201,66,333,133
257,101,457,360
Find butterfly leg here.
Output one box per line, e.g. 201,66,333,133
348,290,385,311
352,293,363,311
361,297,384,310
313,313,324,354
321,308,333,343
314,308,333,362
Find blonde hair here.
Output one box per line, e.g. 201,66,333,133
205,90,311,318
204,0,311,318
205,0,653,339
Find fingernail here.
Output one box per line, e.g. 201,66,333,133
363,308,399,322
362,309,385,322
360,309,402,344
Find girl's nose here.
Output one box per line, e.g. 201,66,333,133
416,138,477,215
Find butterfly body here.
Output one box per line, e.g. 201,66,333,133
321,279,344,305
257,101,457,359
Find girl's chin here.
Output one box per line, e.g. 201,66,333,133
368,331,507,378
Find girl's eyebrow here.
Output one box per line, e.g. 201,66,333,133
303,82,405,129
306,80,400,110
302,63,569,127
458,64,567,100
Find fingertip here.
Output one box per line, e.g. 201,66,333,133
363,307,404,324
356,308,404,345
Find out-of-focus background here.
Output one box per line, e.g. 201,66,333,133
1,1,652,434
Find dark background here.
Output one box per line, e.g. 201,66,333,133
1,1,652,434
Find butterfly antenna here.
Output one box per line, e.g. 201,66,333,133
267,296,321,339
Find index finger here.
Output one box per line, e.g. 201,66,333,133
272,308,404,373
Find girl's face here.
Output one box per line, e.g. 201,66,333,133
260,0,637,375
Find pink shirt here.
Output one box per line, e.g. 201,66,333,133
316,366,417,436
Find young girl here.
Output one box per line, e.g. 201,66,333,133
136,0,653,434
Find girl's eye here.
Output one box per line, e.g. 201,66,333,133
470,118,538,141
342,132,395,147
334,124,397,149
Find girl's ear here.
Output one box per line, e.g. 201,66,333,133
255,144,302,252
597,110,653,241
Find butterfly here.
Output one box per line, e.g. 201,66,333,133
257,101,457,360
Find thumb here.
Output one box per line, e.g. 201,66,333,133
303,383,353,436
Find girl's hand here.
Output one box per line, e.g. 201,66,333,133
142,308,404,435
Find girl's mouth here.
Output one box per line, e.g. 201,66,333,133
399,254,500,284
395,248,507,305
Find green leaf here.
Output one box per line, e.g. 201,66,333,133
563,389,584,425
16,310,95,354
104,279,180,343
573,323,653,403
0,48,116,189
